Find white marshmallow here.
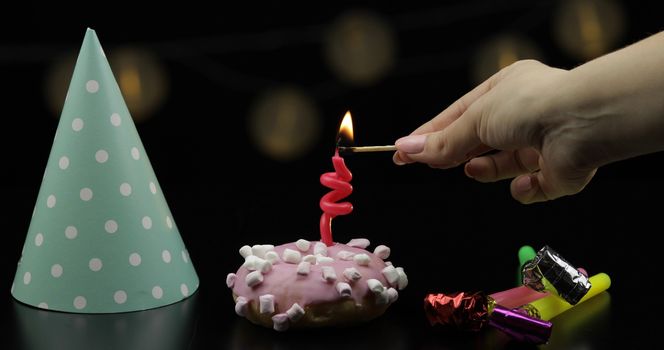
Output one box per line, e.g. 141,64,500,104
239,245,252,258
353,253,371,266
385,261,393,266
295,239,311,252
374,245,391,260
297,261,311,275
259,294,275,314
336,250,355,260
343,267,362,282
375,290,390,305
252,245,270,258
235,297,248,316
316,256,334,264
302,254,317,264
347,238,370,248
286,303,305,322
336,282,352,297
367,279,385,293
265,251,280,264
242,256,262,270
322,266,337,282
245,271,263,287
382,265,399,286
243,256,272,273
396,267,408,290
272,313,289,331
226,273,236,288
260,260,272,273
387,287,399,303
314,242,328,256
282,248,302,264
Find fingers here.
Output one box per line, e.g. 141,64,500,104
393,69,505,166
465,144,494,159
464,148,597,204
464,148,541,182
511,175,537,202
395,103,485,167
393,150,414,165
510,168,597,204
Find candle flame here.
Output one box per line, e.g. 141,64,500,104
337,111,354,146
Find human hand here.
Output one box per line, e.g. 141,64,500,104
393,60,597,204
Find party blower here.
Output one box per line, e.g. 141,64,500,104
424,290,553,345
424,272,611,345
522,246,592,305
425,244,610,344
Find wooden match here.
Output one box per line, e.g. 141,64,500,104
338,145,397,153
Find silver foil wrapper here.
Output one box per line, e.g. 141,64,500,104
522,246,591,305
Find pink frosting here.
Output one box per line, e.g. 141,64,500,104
231,241,394,312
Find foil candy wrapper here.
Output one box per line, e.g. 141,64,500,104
522,246,591,305
424,292,552,344
489,305,552,345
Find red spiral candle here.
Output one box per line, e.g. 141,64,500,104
319,148,353,246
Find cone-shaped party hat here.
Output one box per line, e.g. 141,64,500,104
11,28,199,313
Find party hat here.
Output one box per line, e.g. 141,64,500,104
11,28,199,313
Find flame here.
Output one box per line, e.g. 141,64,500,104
337,111,354,145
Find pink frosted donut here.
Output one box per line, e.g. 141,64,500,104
227,238,408,331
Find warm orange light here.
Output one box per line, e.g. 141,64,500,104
338,110,354,144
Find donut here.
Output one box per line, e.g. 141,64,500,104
227,238,408,331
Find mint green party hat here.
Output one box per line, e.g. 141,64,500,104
11,28,199,313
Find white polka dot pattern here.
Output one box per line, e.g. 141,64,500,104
11,28,198,313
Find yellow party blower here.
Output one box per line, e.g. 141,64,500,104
518,273,611,321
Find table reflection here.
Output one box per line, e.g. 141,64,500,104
475,291,611,349
545,291,612,347
13,292,198,350
227,312,409,350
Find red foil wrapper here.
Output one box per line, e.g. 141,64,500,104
424,292,489,331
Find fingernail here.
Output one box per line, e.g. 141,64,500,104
464,162,474,178
393,153,406,166
395,135,426,154
515,175,532,193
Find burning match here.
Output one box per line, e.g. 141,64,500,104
338,145,397,153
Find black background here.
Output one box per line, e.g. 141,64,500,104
1,1,662,348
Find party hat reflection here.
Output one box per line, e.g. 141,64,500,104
14,292,198,350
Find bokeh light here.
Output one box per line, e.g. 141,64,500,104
45,47,168,122
471,34,542,85
553,0,626,61
324,10,396,86
45,52,76,118
111,48,168,122
249,87,321,161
